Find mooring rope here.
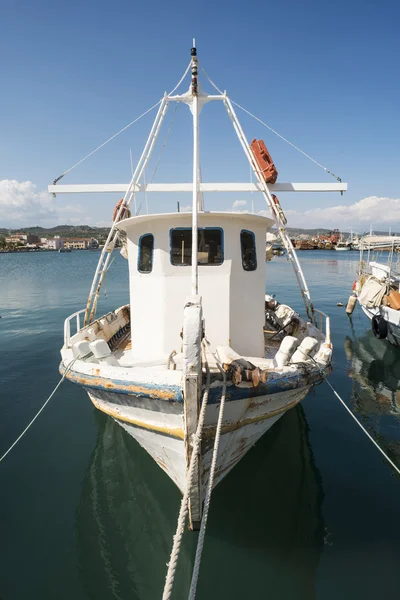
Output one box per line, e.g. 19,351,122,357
199,63,342,182
295,351,400,476
323,375,400,475
188,364,227,599
162,343,211,600
0,357,78,463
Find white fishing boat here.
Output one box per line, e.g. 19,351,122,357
357,228,400,251
266,232,284,260
344,330,400,416
49,45,347,529
347,240,400,347
335,234,350,251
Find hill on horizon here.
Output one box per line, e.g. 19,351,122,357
1,224,399,239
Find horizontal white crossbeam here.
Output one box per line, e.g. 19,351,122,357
48,182,347,194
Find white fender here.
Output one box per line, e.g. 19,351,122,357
89,339,119,366
274,336,299,367
314,342,333,366
291,337,319,363
72,340,98,362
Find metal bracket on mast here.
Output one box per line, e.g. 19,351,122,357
83,95,169,325
223,95,317,324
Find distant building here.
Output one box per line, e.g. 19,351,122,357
26,234,40,244
5,233,25,244
41,235,64,250
64,237,91,250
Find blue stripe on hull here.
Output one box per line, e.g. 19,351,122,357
60,363,184,402
207,370,324,404
61,363,325,404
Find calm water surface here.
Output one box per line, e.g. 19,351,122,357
0,250,399,599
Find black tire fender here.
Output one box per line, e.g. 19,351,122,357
371,315,388,339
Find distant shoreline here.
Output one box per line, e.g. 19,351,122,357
0,248,101,254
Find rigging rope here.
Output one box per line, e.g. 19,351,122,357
162,342,211,600
167,60,192,96
188,362,227,599
52,61,191,184
199,63,342,182
148,103,179,185
139,103,179,216
0,357,78,463
53,102,161,184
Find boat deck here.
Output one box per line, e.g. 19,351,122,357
111,329,283,370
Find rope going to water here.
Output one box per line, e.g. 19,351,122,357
199,63,342,182
296,351,400,476
0,357,78,463
188,362,227,599
162,342,211,600
323,375,400,476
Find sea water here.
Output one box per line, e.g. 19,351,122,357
0,250,399,599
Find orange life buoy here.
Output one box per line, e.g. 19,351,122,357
113,199,131,222
250,139,278,184
271,194,287,225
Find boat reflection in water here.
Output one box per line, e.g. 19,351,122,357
345,330,400,417
76,405,324,599
345,330,400,462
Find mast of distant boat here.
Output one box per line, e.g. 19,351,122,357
191,40,199,296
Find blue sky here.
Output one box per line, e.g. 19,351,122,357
1,0,399,231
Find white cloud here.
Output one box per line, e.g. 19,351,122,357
2,182,398,235
0,179,87,228
259,196,400,231
232,200,248,211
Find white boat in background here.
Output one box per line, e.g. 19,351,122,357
266,231,284,260
49,44,347,530
335,235,350,251
266,232,275,261
358,231,400,251
347,240,400,347
345,330,400,416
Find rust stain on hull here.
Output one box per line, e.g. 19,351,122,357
202,394,304,439
89,396,184,440
59,364,181,402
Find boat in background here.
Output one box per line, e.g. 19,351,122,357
266,232,284,260
335,234,350,251
49,44,346,530
347,242,400,347
344,330,400,417
357,228,400,251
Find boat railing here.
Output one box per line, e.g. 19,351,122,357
313,309,331,345
64,309,86,348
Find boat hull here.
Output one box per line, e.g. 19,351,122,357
360,304,400,347
75,405,324,599
84,384,311,496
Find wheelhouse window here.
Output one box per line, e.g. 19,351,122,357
138,233,154,273
241,230,257,271
170,228,223,266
